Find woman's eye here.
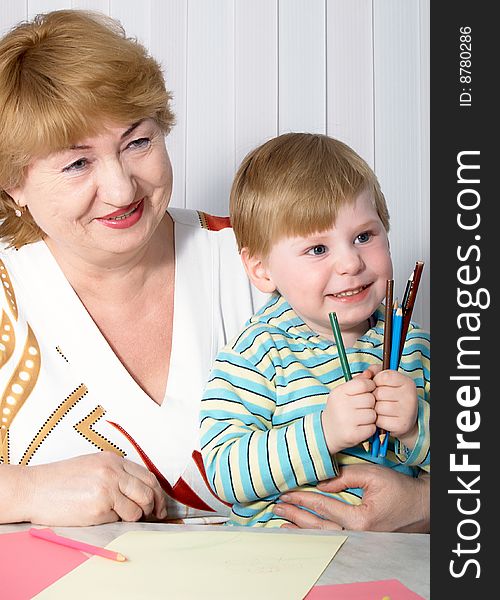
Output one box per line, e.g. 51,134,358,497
356,231,372,244
307,245,327,256
127,137,151,150
63,158,88,173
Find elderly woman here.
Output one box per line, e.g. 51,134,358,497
0,9,429,531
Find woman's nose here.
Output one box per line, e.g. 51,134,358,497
97,159,136,206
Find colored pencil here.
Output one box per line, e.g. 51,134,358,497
379,302,403,458
329,312,352,381
370,429,380,456
382,280,394,370
401,271,413,312
29,527,127,562
398,261,424,361
389,303,403,370
381,261,423,457
330,312,370,452
376,280,394,451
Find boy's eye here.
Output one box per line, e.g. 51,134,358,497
356,231,372,244
307,245,327,256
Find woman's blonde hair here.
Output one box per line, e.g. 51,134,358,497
230,132,390,258
0,9,175,247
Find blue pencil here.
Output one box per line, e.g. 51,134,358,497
389,305,403,370
371,431,380,456
379,304,404,457
373,281,394,456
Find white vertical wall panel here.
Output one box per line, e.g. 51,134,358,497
326,0,374,166
184,0,235,215
0,0,430,329
149,0,187,209
234,0,278,168
110,0,150,48
418,0,430,330
71,0,109,12
27,0,69,19
0,2,27,37
278,0,326,134
374,0,427,327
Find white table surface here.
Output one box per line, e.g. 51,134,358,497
0,522,430,599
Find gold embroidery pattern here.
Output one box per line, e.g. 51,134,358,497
197,211,208,230
0,325,41,464
20,384,88,465
55,346,69,363
0,309,15,368
0,260,18,321
74,405,125,456
0,427,8,464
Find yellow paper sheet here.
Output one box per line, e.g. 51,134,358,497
34,530,346,600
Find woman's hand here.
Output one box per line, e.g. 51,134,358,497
273,464,429,533
23,452,167,526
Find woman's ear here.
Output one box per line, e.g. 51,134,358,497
4,186,27,208
240,248,277,294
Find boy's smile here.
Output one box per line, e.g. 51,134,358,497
251,189,393,347
329,283,370,298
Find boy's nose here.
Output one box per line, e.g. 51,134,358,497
334,247,364,275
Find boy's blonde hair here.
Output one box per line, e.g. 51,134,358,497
230,133,390,258
0,9,175,247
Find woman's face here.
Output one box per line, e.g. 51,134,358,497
9,118,173,264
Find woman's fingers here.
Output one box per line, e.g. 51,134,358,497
121,460,167,519
277,466,430,533
112,486,146,522
23,453,168,526
273,495,347,530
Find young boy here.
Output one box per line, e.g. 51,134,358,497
200,133,430,527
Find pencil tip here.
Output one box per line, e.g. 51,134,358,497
117,553,127,562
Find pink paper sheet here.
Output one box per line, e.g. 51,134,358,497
305,578,425,599
0,530,88,600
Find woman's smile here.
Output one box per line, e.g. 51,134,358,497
97,198,145,229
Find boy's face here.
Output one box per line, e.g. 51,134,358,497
261,189,392,344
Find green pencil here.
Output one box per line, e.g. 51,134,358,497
329,312,352,381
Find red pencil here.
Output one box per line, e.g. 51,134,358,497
29,527,127,562
398,261,424,360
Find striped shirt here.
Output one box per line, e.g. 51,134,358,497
200,293,430,527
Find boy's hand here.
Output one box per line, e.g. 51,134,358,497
372,370,419,449
321,376,377,455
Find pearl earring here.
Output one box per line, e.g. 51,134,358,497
15,208,22,217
